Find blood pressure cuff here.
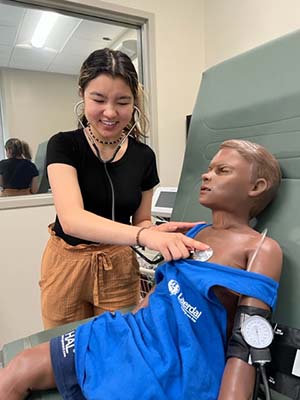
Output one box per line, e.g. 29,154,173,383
226,305,271,363
267,323,300,400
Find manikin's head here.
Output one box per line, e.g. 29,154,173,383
201,139,281,219
220,140,281,217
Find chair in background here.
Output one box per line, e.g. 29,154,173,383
34,140,50,194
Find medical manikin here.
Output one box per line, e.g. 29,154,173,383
0,139,282,400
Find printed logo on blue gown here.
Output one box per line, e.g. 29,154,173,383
168,279,180,295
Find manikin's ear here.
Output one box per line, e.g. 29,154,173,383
248,178,268,198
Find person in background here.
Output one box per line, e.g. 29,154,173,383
0,138,39,196
0,139,282,400
40,48,208,329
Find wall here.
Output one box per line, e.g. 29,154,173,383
1,68,78,159
204,0,300,69
0,204,55,347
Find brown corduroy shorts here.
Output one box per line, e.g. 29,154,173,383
40,226,140,329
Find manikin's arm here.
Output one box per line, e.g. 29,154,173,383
218,237,283,400
47,163,208,261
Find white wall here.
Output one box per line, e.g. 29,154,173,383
204,0,300,69
0,205,55,347
1,68,78,159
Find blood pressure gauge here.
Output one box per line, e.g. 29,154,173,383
241,315,274,349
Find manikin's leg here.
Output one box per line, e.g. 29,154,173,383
0,342,56,400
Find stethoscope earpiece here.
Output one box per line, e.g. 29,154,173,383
133,105,141,120
74,100,85,129
132,105,142,132
74,99,84,115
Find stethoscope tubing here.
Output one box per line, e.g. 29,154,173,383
74,103,140,221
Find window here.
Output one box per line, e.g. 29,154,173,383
0,93,4,160
0,0,156,208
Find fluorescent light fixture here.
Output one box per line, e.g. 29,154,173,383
31,11,59,48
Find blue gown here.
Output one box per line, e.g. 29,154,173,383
75,224,278,400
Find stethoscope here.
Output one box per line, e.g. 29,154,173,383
74,100,141,221
74,101,214,266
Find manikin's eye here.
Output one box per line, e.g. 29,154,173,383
217,166,230,174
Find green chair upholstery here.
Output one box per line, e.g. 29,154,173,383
2,29,300,399
172,29,300,399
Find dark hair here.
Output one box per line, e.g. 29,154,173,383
21,140,32,160
220,139,282,217
77,48,148,140
5,138,23,158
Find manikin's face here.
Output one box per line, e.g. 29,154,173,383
200,148,254,211
82,74,134,139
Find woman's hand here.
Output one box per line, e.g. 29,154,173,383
151,221,206,234
137,228,210,262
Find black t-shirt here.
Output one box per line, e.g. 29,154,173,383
0,158,39,189
46,129,159,245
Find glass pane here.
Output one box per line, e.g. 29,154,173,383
0,1,142,195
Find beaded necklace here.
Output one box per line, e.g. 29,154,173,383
87,124,124,145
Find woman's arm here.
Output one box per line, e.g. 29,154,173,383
218,238,283,400
47,164,209,260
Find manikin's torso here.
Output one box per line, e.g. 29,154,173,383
194,224,264,336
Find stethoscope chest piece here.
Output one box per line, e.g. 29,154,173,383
192,248,214,262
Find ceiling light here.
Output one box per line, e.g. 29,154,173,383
31,11,59,48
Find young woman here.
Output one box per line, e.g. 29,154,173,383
40,48,208,328
0,138,39,196
0,139,282,400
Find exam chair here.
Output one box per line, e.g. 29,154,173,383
173,29,300,400
2,29,300,399
34,140,50,194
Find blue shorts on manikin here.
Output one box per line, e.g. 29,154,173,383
75,224,279,400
